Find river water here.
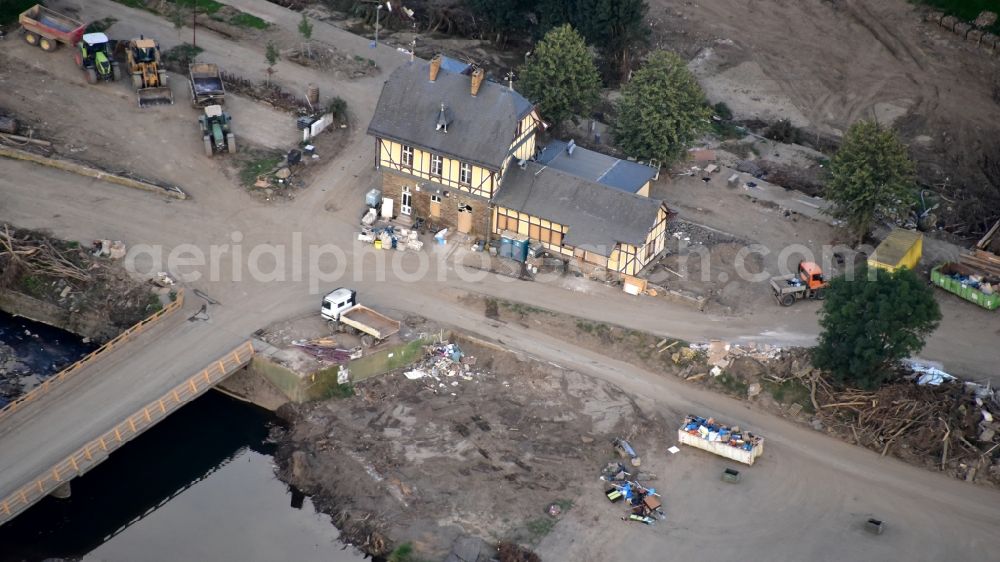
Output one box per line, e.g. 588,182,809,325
0,312,365,562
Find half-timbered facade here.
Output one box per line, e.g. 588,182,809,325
367,55,669,276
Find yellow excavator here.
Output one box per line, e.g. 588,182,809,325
125,37,173,107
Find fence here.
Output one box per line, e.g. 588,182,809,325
0,290,186,423
0,340,256,526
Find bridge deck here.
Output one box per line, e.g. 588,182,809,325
0,301,254,525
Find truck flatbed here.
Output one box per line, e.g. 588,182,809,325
340,305,401,340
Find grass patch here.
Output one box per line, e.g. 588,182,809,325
763,379,815,414
912,1,1000,33
0,0,36,25
720,140,755,159
714,372,749,396
145,293,164,313
109,0,150,10
86,17,118,33
525,517,556,539
173,0,224,14
501,301,546,316
324,382,355,399
21,275,45,298
230,12,269,29
711,119,745,140
162,43,204,68
553,498,574,511
238,154,283,186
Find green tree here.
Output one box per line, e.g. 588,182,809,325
264,41,280,84
612,50,710,164
519,24,601,129
812,266,941,390
826,120,916,241
298,13,313,56
574,0,650,82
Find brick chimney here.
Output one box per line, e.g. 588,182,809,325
429,54,442,82
470,67,485,97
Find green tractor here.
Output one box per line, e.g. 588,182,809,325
74,32,120,84
199,105,236,156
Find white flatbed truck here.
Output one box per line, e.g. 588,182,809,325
321,288,400,341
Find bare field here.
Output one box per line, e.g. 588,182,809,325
651,0,1000,234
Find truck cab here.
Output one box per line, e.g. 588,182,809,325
799,261,825,290
321,287,357,321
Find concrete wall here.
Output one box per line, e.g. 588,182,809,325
0,290,115,341
251,333,447,403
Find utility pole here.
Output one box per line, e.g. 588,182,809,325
410,38,416,62
374,4,383,46
192,6,197,48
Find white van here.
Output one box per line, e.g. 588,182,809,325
321,287,357,321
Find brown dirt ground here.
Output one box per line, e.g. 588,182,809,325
650,0,1000,236
273,334,674,559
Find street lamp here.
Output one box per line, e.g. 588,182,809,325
372,4,384,48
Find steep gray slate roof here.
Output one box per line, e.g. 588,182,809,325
367,60,534,170
494,162,665,257
537,140,657,194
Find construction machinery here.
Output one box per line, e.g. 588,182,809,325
18,4,85,52
74,33,120,84
125,37,173,107
189,63,226,108
770,261,828,306
199,105,236,156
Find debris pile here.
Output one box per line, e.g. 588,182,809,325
220,72,310,114
774,362,1000,483
681,415,763,452
358,225,423,252
291,337,362,364
401,342,483,393
601,440,665,526
0,225,90,289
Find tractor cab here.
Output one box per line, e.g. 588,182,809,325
76,32,118,83
130,38,159,63
798,261,826,290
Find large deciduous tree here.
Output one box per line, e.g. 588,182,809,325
519,24,601,129
812,266,941,390
826,120,916,241
612,50,710,164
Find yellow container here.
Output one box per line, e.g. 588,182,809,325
374,239,382,250
868,229,922,272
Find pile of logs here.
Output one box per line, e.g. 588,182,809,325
789,367,1000,480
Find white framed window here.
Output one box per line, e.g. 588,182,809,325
430,154,443,176
459,162,472,185
401,145,413,167
430,195,442,203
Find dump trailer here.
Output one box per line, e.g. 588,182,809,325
189,63,226,108
198,105,236,156
321,288,401,341
868,228,922,273
126,37,173,107
678,414,765,466
931,263,999,311
18,4,85,52
74,33,120,84
770,261,828,306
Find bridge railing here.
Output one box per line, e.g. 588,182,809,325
0,339,255,526
0,289,185,423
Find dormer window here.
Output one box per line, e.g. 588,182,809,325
431,154,443,176
401,145,413,167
